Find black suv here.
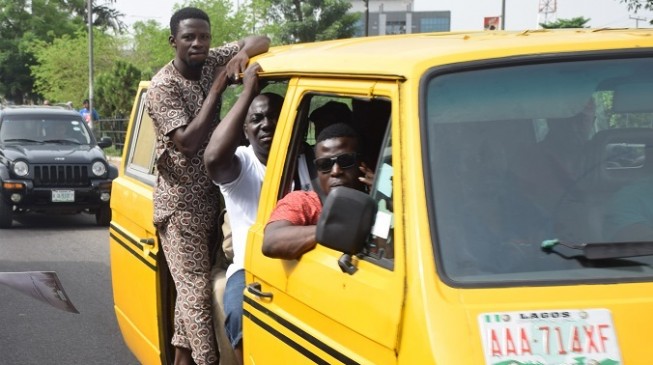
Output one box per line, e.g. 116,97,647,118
0,106,118,228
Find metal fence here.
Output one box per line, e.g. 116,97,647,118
94,118,128,154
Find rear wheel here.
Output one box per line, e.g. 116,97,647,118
95,205,111,227
0,197,13,229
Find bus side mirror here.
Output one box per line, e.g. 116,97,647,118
316,187,377,273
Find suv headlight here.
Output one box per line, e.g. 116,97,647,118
92,161,107,177
13,161,29,177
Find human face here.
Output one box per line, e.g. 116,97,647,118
170,18,211,72
315,136,364,195
245,95,281,164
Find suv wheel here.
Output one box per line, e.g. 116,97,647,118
0,197,13,229
95,205,111,227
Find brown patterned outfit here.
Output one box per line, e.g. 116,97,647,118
146,43,240,365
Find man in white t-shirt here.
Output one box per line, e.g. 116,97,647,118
204,62,281,365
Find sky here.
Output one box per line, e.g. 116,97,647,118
113,0,653,32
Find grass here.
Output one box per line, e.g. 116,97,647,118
103,145,122,157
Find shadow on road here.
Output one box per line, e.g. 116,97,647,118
10,212,101,230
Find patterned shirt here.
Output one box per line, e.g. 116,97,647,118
268,190,323,226
146,43,240,224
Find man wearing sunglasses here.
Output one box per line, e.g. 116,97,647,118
261,122,374,260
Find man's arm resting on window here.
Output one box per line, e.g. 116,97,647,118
262,220,317,260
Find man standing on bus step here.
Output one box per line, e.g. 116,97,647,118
145,6,269,365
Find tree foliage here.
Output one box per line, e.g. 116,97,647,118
129,20,174,79
94,61,142,118
126,0,251,79
540,17,591,29
620,0,653,24
177,0,251,44
0,0,125,104
28,29,121,106
620,0,653,12
0,0,83,103
262,0,359,43
3,0,363,114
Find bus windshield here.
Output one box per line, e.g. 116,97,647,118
425,55,653,286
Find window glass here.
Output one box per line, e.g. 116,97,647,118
365,123,395,268
425,56,653,285
127,91,156,177
1,115,91,144
131,108,156,173
277,92,393,267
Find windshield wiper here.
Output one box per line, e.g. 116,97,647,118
3,138,43,143
42,139,81,145
542,239,653,260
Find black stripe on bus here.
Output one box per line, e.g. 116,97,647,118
109,230,156,271
244,296,359,365
110,223,157,261
244,308,330,365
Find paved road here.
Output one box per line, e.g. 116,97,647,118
0,213,139,365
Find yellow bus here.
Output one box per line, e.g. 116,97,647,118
111,29,653,364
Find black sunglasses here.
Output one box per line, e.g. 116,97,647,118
314,152,358,173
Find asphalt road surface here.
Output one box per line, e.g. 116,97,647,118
0,212,139,365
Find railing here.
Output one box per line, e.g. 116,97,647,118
94,118,128,153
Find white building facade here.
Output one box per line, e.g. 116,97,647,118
347,0,451,36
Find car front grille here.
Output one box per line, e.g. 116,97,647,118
33,165,89,187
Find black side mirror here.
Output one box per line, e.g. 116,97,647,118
98,136,113,149
316,187,377,274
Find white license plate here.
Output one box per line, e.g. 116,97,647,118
51,190,75,202
478,309,621,365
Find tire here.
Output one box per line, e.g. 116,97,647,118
95,205,111,227
0,197,13,229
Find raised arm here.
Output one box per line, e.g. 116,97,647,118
204,63,262,185
171,68,229,157
262,220,317,260
225,35,271,79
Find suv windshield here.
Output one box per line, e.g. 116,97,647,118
0,115,92,145
425,55,653,286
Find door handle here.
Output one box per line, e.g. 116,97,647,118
139,238,155,246
247,282,273,299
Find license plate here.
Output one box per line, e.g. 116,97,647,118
478,309,621,365
51,190,75,202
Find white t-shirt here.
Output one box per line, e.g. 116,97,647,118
218,145,266,279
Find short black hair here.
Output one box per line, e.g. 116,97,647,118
83,99,89,104
310,101,352,124
259,92,284,110
170,7,210,37
316,122,359,146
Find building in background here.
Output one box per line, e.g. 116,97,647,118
348,0,450,36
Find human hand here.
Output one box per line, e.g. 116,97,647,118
225,50,250,84
241,63,262,91
358,162,375,189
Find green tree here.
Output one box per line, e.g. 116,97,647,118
620,0,653,24
28,29,121,105
125,0,252,78
180,0,251,44
0,0,84,103
0,0,126,104
540,17,591,29
94,61,142,118
261,0,359,43
67,0,126,34
129,20,174,78
620,0,653,12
